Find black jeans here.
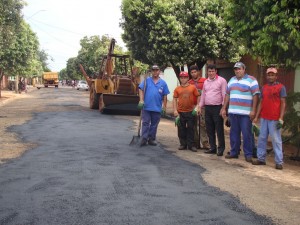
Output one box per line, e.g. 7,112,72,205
178,111,195,148
205,105,225,152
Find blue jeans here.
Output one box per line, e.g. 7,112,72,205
141,110,161,141
229,114,253,158
257,118,283,164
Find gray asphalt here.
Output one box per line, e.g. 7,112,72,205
0,88,273,225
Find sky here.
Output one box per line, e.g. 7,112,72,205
22,0,125,72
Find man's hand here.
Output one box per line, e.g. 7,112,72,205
137,101,144,110
276,119,284,129
161,107,166,116
220,108,227,118
175,116,180,127
197,106,202,116
249,111,256,121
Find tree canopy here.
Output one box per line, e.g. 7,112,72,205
121,0,240,76
224,0,300,67
0,0,49,80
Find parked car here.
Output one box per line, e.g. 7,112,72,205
76,80,89,91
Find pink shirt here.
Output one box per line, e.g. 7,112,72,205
199,75,227,107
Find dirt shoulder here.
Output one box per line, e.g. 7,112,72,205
1,90,300,225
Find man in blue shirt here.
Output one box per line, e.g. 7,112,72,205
138,65,170,146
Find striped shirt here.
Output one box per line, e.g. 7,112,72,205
226,74,260,115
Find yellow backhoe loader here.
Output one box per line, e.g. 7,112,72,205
79,38,140,115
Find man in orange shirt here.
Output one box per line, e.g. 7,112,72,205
173,71,200,152
188,65,210,149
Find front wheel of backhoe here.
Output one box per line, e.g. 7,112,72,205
89,84,100,109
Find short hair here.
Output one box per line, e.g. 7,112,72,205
189,65,199,71
207,64,217,70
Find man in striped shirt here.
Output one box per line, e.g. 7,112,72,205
221,62,260,162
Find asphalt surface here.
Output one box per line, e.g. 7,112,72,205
0,88,273,225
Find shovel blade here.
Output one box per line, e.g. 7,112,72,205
130,136,141,146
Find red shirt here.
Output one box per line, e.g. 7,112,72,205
260,83,285,120
188,77,206,104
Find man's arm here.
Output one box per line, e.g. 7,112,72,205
253,99,262,123
221,94,230,118
139,88,144,102
163,95,167,109
173,98,179,117
279,98,286,120
250,94,259,121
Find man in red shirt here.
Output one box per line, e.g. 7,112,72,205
252,67,287,169
188,65,210,149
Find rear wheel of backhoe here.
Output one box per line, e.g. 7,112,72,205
89,84,100,109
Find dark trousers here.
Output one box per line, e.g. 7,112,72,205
178,111,195,148
205,105,225,152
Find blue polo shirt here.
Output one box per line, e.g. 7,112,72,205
139,77,170,112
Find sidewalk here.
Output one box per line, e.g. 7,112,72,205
0,86,35,106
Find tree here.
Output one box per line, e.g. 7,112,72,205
121,0,240,77
0,0,24,86
76,35,124,76
224,0,300,67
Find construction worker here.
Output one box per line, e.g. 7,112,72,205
188,65,210,149
173,71,200,152
138,65,170,147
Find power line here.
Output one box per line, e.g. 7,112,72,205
29,18,86,36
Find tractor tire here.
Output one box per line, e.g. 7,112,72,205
89,84,100,109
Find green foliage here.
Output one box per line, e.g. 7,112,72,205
224,0,300,67
0,0,46,78
121,0,240,75
283,92,300,145
76,35,123,76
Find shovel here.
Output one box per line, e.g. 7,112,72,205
129,110,143,145
130,75,147,146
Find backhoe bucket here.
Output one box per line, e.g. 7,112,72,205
100,94,140,115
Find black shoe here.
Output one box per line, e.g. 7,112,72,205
252,159,266,165
178,145,187,150
217,151,224,156
204,149,216,154
148,139,157,146
225,154,238,159
245,157,253,163
275,164,283,170
188,147,197,152
140,139,147,147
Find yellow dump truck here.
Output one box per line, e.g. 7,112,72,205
43,72,59,88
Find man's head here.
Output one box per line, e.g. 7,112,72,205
207,64,217,79
266,67,278,83
151,64,160,78
233,62,246,79
179,71,189,85
189,65,199,80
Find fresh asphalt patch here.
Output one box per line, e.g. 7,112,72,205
0,109,273,224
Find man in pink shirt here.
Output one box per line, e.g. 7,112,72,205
198,64,227,156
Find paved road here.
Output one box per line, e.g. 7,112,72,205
0,88,272,224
